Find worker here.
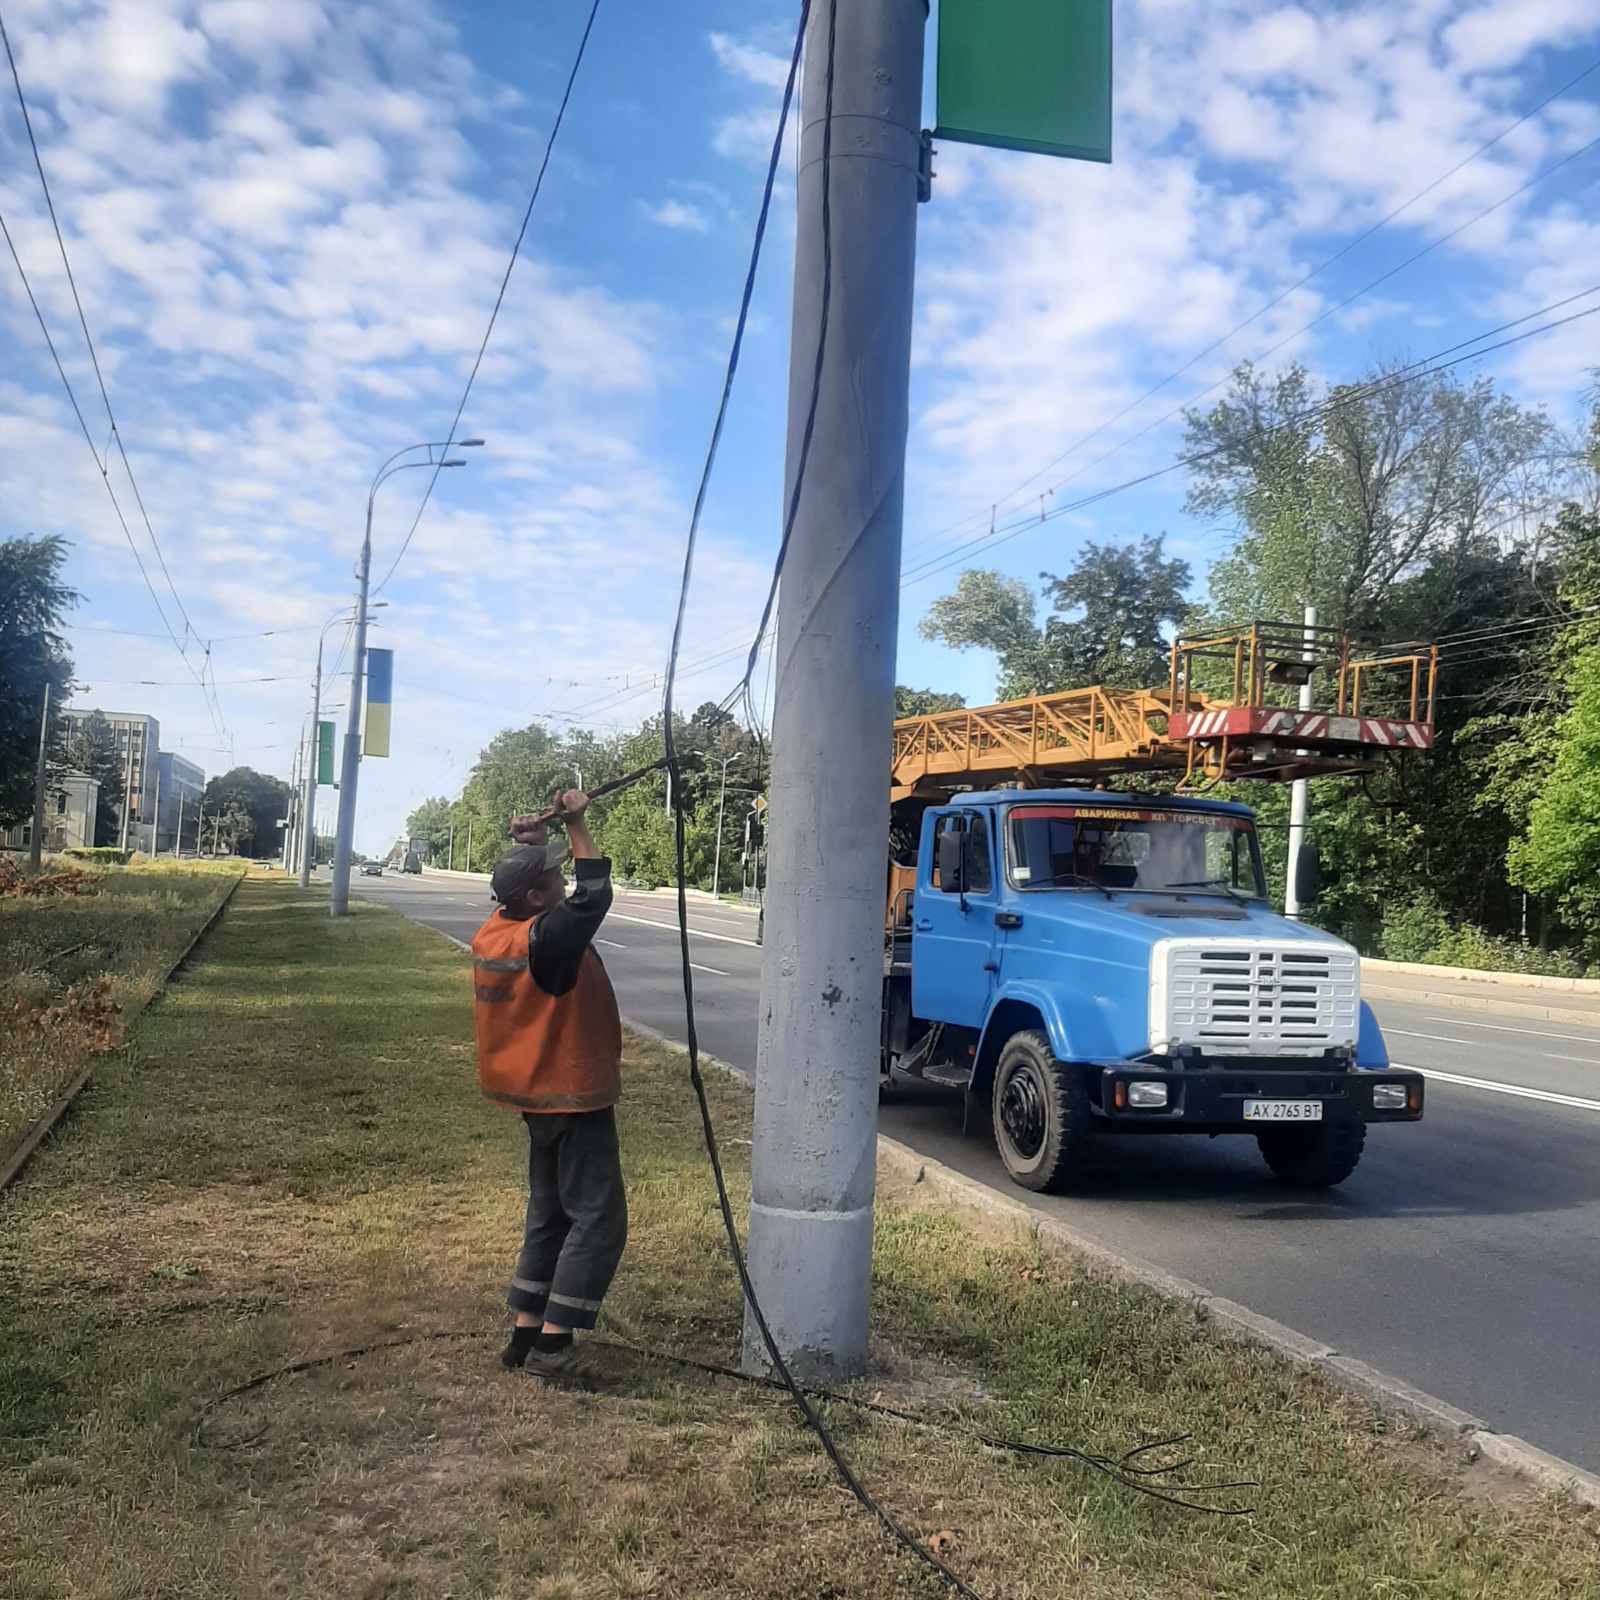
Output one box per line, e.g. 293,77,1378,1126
471,790,626,1382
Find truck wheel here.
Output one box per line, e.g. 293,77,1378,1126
991,1030,1092,1193
1256,1121,1366,1187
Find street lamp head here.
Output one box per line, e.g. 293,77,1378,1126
458,438,486,447
442,458,467,468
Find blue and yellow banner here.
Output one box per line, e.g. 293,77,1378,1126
363,648,393,758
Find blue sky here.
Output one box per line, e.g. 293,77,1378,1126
3,0,1599,851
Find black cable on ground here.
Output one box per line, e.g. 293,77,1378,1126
653,5,990,1596
190,1327,1256,1516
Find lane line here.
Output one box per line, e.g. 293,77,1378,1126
1389,1028,1600,1066
1391,1060,1600,1114
605,911,760,949
596,938,627,950
1423,1015,1600,1045
690,962,730,977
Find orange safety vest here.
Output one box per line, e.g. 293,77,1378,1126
471,910,622,1114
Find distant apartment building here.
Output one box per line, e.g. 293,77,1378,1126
1,772,101,853
61,709,159,849
155,752,206,855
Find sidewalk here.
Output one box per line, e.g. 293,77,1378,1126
1363,959,1600,1027
5,878,1594,1598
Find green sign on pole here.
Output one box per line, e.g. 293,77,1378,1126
935,0,1112,164
317,720,335,786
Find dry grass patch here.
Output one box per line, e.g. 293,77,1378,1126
0,859,240,1157
1,878,1596,1600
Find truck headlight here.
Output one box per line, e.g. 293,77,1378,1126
1128,1081,1169,1108
1372,1083,1408,1110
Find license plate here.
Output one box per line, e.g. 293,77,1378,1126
1243,1099,1323,1122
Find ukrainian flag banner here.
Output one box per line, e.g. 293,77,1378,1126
364,648,394,758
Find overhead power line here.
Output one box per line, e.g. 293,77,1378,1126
904,56,1600,572
899,286,1600,590
372,0,603,597
1,6,216,721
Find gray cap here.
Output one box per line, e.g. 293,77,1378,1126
490,841,569,903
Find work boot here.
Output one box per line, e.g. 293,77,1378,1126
521,1340,592,1386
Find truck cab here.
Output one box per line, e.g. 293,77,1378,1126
882,788,1423,1192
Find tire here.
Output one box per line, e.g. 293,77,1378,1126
1256,1120,1366,1187
991,1030,1093,1193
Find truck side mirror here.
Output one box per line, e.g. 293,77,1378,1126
937,826,965,894
1294,841,1320,908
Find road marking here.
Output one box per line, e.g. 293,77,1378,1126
1424,1015,1600,1044
605,911,759,949
595,938,627,950
690,961,730,977
1389,1028,1600,1065
1391,1061,1600,1113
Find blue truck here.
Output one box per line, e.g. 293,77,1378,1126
882,787,1424,1192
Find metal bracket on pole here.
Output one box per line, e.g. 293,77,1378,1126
917,130,934,202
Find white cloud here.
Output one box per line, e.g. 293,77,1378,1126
708,32,790,91
642,198,711,233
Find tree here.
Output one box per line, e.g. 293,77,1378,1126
895,685,966,718
0,534,78,827
405,796,453,863
62,711,126,847
918,536,1191,697
203,767,291,857
1185,360,1558,629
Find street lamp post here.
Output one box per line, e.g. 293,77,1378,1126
301,604,386,888
711,753,742,899
329,439,483,916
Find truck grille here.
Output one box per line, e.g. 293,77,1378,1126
1150,939,1359,1058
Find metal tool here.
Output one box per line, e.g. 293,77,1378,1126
514,757,670,829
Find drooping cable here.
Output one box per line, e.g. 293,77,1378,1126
1,4,222,736
372,0,602,596
653,5,989,1595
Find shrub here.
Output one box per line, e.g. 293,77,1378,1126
63,847,133,865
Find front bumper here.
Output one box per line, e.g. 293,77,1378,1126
1092,1064,1424,1132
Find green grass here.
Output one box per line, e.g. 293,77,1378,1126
0,878,1595,1600
0,859,241,1157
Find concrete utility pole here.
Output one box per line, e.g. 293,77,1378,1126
328,521,373,914
174,793,184,857
1285,604,1318,920
28,682,50,869
119,729,135,852
282,741,298,873
150,764,162,859
447,820,454,871
712,753,742,898
744,0,926,1379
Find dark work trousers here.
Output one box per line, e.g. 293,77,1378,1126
508,1107,628,1330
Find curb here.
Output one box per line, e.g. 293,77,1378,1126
0,871,245,1194
416,926,1600,1510
874,1136,1600,1510
1363,980,1600,1028
1365,956,1600,996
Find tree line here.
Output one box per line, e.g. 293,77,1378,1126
407,704,768,892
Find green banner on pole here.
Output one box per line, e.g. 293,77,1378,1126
317,720,335,785
935,0,1112,163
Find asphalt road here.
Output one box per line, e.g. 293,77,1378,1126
356,869,1600,1473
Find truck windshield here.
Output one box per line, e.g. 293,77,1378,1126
1006,803,1266,898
